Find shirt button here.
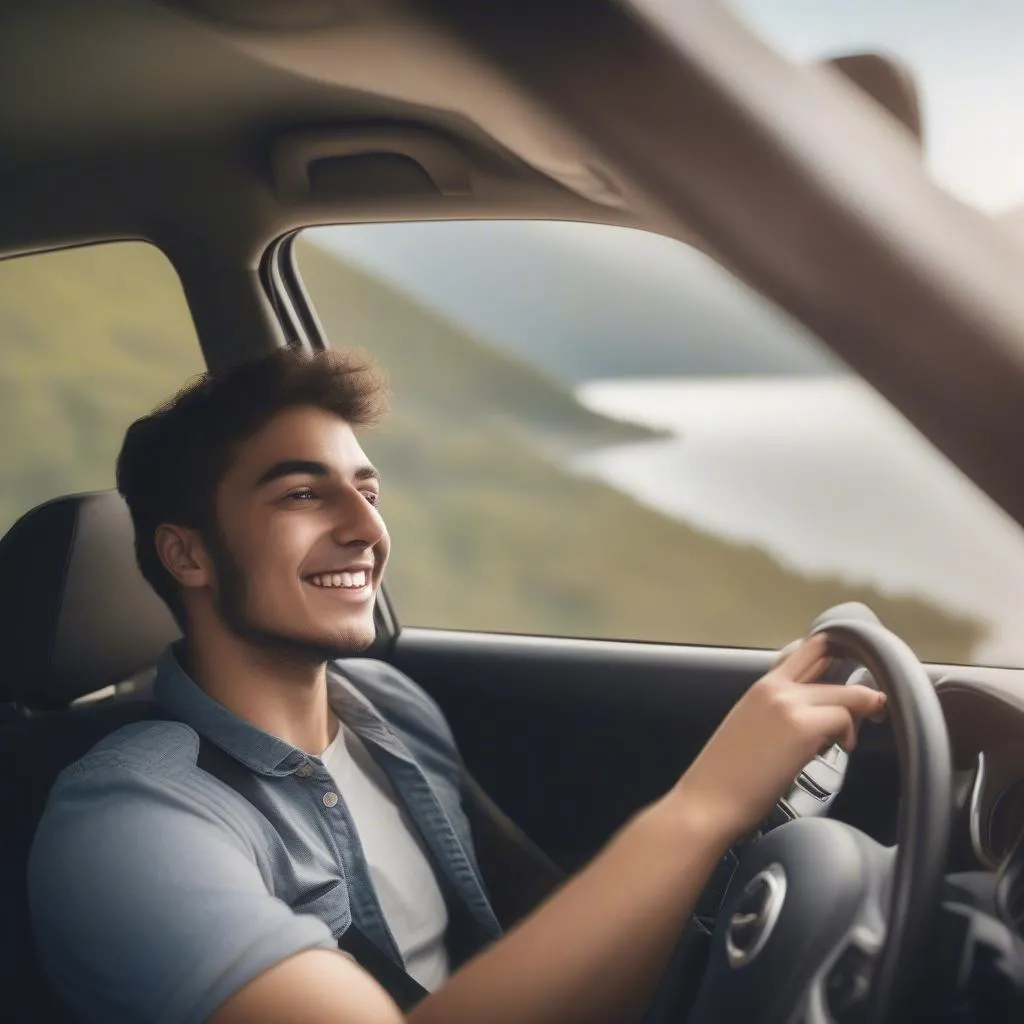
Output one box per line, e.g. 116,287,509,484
323,791,339,808
295,763,314,779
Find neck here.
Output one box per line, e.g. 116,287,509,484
183,625,338,755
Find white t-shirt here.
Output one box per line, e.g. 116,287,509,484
319,721,451,990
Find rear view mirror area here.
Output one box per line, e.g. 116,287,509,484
822,52,924,150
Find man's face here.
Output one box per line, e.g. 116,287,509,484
205,405,390,660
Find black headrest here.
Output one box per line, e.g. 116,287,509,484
0,492,179,709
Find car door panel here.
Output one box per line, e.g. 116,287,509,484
390,627,899,870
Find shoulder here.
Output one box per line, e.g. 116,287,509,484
34,718,270,877
28,724,333,1023
57,718,200,784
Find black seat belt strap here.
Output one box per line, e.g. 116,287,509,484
149,713,429,1012
459,769,564,927
149,706,565,1008
192,737,430,1011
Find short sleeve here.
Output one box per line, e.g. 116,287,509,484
27,761,337,1024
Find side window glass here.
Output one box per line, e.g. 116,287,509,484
297,222,1024,666
0,242,204,534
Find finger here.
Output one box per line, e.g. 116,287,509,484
800,705,859,752
779,634,829,678
793,655,831,684
771,638,803,669
799,683,888,717
779,651,833,685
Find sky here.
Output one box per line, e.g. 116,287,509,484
728,0,1024,214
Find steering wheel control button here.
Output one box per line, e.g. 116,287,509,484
764,803,795,832
801,756,844,793
322,791,339,808
826,943,874,1019
725,863,787,968
796,771,830,801
294,762,314,779
822,743,844,766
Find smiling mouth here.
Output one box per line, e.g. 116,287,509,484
307,570,370,590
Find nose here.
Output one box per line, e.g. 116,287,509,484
330,488,387,550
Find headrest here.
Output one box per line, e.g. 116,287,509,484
0,492,179,709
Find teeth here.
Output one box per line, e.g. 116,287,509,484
309,571,369,589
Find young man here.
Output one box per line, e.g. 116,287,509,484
28,348,886,1024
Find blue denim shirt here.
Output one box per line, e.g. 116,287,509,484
28,646,501,1023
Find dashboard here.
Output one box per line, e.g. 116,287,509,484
938,671,1024,869
936,669,1024,935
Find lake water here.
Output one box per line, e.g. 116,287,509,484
572,377,1024,665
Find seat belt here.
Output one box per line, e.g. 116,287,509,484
190,735,430,1012
458,769,564,926
146,707,565,1009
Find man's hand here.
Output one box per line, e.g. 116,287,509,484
672,633,887,845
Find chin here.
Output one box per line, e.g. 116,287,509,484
287,620,376,660
230,614,377,663
322,621,376,655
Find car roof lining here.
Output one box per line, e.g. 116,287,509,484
3,0,1024,533
0,0,652,252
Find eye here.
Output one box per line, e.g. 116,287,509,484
284,487,317,504
362,490,381,508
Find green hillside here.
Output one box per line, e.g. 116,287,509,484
297,240,657,458
294,239,983,659
0,238,984,662
0,243,205,532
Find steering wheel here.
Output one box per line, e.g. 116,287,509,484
686,611,953,1024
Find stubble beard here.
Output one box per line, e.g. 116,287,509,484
205,527,376,667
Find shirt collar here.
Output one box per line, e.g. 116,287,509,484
153,643,415,776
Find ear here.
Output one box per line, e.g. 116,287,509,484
154,524,213,591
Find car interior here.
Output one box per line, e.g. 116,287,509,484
2,1,1024,1022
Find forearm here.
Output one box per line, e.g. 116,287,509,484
411,786,732,1024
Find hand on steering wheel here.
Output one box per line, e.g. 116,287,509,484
685,611,952,1024
675,633,886,847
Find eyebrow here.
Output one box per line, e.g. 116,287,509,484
254,459,380,489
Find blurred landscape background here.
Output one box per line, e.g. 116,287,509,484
0,234,985,665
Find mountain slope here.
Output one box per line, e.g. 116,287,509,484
296,238,655,456
0,242,205,533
